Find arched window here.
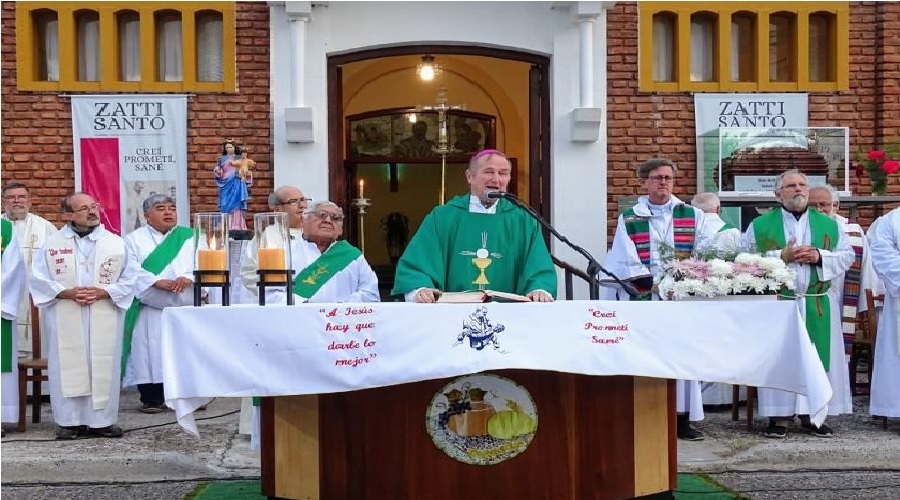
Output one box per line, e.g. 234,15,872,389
731,12,756,82
690,12,717,82
116,10,140,82
652,12,676,82
32,9,59,82
75,10,100,81
809,12,836,82
155,10,182,82
196,11,224,82
769,12,797,82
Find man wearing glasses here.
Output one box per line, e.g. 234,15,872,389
743,171,854,439
2,183,57,361
261,200,378,305
240,185,311,295
392,149,556,303
30,193,136,439
604,157,718,441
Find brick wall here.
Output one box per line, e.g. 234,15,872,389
0,2,271,228
606,1,899,239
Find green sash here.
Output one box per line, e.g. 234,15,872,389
293,240,362,298
121,226,194,374
751,209,839,370
1,219,12,372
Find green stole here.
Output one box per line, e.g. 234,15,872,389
292,240,362,298
121,226,194,374
1,219,12,372
751,209,839,371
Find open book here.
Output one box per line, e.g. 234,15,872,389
436,290,532,303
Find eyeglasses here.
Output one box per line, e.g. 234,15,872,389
310,210,345,222
3,195,28,201
779,182,808,190
647,175,674,183
280,197,313,206
71,203,101,213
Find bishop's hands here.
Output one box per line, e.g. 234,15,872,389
781,238,821,265
414,288,442,303
57,287,110,305
153,277,193,294
526,290,553,302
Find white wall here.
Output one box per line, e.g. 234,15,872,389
269,1,609,298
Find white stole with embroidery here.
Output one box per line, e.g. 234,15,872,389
46,230,125,410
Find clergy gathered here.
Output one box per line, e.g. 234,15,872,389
1,148,898,444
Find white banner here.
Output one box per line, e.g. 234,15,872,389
694,93,808,192
161,300,832,435
71,95,188,235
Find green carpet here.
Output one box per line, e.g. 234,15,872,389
185,480,265,500
186,475,740,499
676,473,742,499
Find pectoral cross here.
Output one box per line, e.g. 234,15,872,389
418,87,465,204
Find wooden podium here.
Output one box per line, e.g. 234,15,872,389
260,370,676,500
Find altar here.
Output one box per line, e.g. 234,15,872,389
162,300,830,500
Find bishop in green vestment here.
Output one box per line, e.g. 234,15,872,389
392,149,557,302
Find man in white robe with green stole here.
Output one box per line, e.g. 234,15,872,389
3,182,57,361
121,195,194,413
1,217,26,432
743,171,854,439
869,207,900,422
30,193,135,440
392,149,556,303
264,200,379,305
603,158,717,441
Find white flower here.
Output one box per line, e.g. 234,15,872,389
707,259,733,277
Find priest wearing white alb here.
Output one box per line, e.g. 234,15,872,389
743,171,854,439
30,193,135,440
2,182,57,359
262,200,379,305
603,158,718,441
1,218,26,435
121,195,194,414
869,206,900,422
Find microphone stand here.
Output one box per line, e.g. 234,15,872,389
489,192,640,299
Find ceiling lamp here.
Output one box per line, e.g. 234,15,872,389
416,55,441,81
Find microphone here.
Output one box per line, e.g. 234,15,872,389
496,191,640,299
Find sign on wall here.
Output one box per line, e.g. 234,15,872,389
694,93,809,193
71,95,189,235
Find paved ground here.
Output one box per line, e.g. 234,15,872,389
2,390,899,499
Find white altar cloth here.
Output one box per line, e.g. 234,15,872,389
162,300,831,436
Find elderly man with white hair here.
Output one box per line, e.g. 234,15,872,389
690,192,742,256
261,200,379,305
743,170,854,438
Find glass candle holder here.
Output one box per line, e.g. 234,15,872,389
194,213,229,284
254,212,291,283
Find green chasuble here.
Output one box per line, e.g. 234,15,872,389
750,208,839,371
1,218,12,372
391,195,557,298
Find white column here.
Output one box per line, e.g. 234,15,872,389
579,18,594,109
288,17,306,108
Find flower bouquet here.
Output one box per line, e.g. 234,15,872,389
856,148,900,196
656,253,796,301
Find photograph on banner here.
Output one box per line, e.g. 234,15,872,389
71,95,188,235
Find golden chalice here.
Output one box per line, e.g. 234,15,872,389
472,257,492,287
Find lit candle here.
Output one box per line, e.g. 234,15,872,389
198,249,227,283
258,248,287,283
359,178,365,198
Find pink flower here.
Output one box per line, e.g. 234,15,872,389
882,160,900,175
674,259,709,279
868,150,887,161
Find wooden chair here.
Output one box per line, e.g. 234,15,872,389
731,385,757,431
17,303,48,432
860,289,888,429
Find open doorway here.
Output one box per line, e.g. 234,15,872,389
328,47,550,298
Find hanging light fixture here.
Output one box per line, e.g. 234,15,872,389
416,55,441,81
